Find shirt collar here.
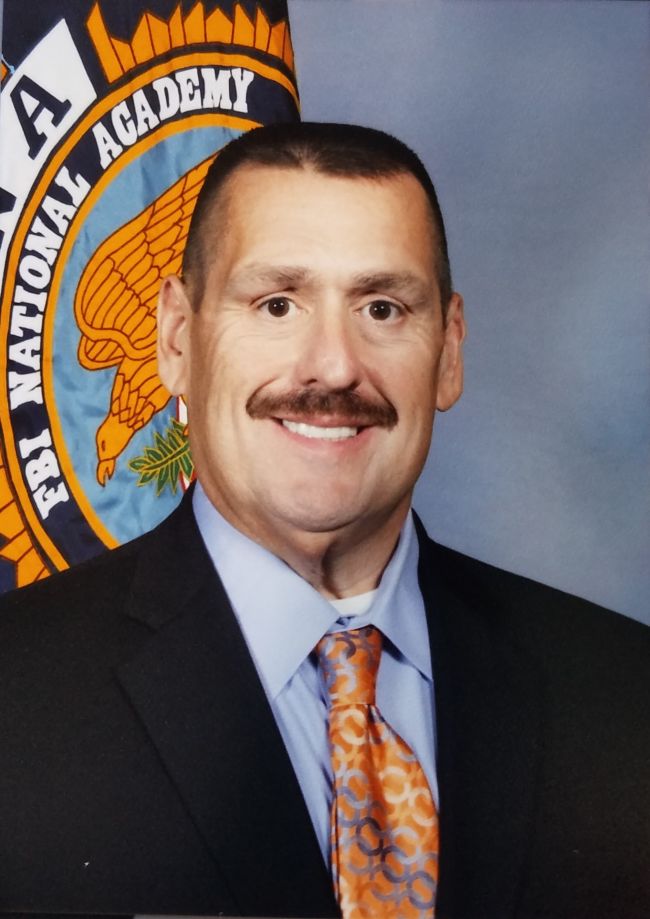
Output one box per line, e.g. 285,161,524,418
192,483,431,699
366,514,432,682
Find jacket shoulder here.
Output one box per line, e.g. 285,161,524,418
0,493,205,666
0,522,148,624
416,523,650,683
419,526,647,629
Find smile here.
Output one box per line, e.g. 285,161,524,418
281,420,359,441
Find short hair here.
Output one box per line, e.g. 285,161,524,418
182,122,453,310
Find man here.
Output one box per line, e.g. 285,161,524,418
0,123,648,919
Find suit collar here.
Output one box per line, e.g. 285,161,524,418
118,492,338,916
415,516,543,919
122,485,209,630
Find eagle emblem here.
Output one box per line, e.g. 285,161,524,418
74,155,213,486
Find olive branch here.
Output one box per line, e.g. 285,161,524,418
128,418,193,495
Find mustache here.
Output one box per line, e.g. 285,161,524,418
246,389,398,428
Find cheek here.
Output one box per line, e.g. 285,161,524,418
388,360,437,412
188,333,232,403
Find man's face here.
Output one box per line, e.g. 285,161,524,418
159,165,465,549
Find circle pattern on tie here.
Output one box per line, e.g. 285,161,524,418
318,627,439,917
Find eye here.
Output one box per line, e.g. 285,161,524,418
363,300,403,322
259,296,297,318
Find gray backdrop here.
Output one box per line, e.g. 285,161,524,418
288,0,649,624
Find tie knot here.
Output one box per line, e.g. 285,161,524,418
316,626,382,707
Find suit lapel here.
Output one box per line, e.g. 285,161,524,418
416,523,544,919
116,495,337,917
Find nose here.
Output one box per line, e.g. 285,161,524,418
295,305,363,391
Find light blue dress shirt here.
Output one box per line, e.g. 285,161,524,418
192,482,438,864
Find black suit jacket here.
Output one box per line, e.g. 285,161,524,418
0,493,648,917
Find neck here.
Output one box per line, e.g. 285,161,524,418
275,512,407,599
202,487,410,599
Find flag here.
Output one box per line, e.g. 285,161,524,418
0,1,299,592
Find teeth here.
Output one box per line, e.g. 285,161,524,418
282,420,358,440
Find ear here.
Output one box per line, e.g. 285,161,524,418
436,292,466,411
157,275,192,396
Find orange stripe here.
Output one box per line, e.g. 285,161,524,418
132,16,155,64
233,4,255,47
169,4,185,48
267,21,286,62
86,3,124,82
147,13,172,56
113,38,136,72
206,8,233,44
254,8,271,53
184,2,206,44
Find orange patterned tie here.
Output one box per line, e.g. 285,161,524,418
316,626,439,918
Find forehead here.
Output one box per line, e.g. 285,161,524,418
220,162,433,226
204,164,438,283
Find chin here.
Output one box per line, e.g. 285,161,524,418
271,498,365,536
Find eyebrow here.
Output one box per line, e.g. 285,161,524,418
346,271,431,303
225,264,314,293
226,264,432,304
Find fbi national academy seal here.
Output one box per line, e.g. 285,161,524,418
0,1,299,590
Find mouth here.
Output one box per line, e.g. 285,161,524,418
247,389,397,439
280,419,360,441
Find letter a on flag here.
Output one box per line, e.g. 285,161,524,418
0,1,299,592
